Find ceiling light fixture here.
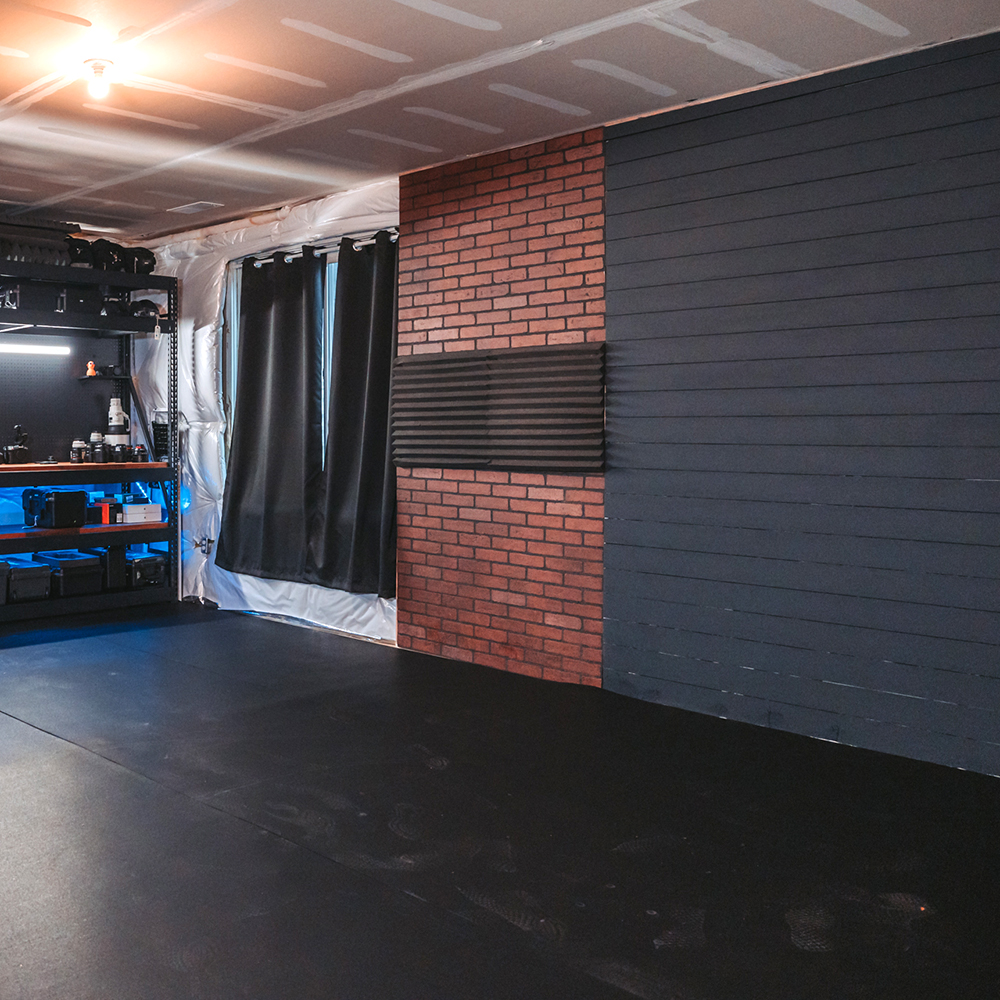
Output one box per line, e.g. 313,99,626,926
84,57,113,99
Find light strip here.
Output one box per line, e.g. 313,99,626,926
0,342,71,355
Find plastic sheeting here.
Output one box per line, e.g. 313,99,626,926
139,179,399,640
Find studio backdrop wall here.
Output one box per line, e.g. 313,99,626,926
602,33,1000,774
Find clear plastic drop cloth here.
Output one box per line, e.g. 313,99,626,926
135,179,399,640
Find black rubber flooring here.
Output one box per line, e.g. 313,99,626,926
0,603,997,1000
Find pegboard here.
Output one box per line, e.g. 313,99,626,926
0,335,123,461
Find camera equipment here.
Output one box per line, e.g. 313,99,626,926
1,425,30,464
89,431,105,463
126,248,156,274
101,291,130,316
22,488,87,528
90,239,125,271
105,397,130,453
130,299,160,317
65,236,94,267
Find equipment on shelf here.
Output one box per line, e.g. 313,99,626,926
106,397,130,451
123,502,161,524
82,546,127,590
152,412,170,462
22,488,87,528
65,236,156,274
1,425,30,465
32,550,102,597
126,550,166,588
5,557,50,602
92,498,124,524
0,256,177,621
63,285,103,315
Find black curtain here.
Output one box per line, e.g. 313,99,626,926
306,231,397,597
216,249,324,581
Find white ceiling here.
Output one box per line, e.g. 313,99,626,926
1,0,997,241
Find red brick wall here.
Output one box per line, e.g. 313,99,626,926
395,129,606,686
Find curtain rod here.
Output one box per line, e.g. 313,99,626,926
248,228,398,267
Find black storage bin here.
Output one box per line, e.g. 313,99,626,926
7,557,51,602
22,489,87,528
15,282,61,312
0,561,9,605
32,550,102,597
63,285,104,314
82,546,127,590
125,551,166,588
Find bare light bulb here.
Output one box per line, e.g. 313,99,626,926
84,58,112,99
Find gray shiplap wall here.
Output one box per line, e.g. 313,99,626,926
603,32,1000,774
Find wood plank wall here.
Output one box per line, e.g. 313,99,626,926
602,33,1000,774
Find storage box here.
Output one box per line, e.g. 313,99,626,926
81,546,127,590
32,550,102,597
123,503,162,524
92,499,124,524
0,561,8,605
125,551,166,588
6,556,51,602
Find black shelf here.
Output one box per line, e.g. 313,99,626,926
0,583,174,623
0,463,171,488
0,259,176,290
0,309,171,335
1,261,179,622
0,522,172,557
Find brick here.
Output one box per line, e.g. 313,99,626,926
398,133,605,689
491,483,526,498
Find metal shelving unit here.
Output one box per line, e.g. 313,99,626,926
0,262,179,622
